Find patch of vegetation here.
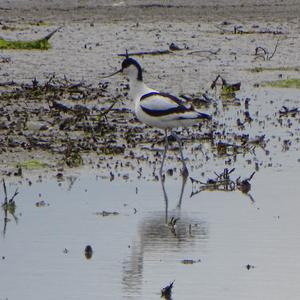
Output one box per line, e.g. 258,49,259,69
211,75,240,100
63,141,84,168
19,160,49,169
29,21,52,26
1,25,17,31
220,85,236,100
99,145,125,155
0,36,51,50
248,67,300,73
0,27,60,50
65,152,83,167
2,201,16,215
263,78,300,89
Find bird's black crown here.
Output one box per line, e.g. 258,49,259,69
121,57,143,81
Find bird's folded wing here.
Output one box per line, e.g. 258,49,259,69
140,92,190,116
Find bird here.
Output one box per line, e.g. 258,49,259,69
104,55,211,178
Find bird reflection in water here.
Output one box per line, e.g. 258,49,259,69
2,179,19,237
122,173,208,297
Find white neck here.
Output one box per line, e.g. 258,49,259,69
128,78,153,102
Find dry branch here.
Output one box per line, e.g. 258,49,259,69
254,38,280,60
118,50,172,57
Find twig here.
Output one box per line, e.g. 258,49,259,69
50,100,71,112
211,75,227,89
99,101,117,118
255,46,268,56
0,81,16,87
117,50,172,57
254,38,280,61
2,179,7,204
9,188,19,203
268,38,280,60
214,24,232,33
247,172,256,181
118,47,220,58
43,26,63,41
2,178,18,204
187,48,221,55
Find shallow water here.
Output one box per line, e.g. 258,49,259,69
1,158,300,300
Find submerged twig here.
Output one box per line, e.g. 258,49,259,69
161,280,174,299
2,179,19,237
2,179,19,204
190,169,255,202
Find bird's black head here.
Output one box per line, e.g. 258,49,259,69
121,57,143,81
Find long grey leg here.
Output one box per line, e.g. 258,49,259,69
159,129,169,179
177,171,188,208
171,131,189,178
160,129,169,224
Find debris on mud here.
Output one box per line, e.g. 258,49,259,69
279,106,299,117
210,75,241,100
254,39,280,61
118,46,219,58
0,75,139,173
0,70,214,178
216,23,286,35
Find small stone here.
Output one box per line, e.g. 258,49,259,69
85,245,93,259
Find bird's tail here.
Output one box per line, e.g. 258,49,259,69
197,112,211,121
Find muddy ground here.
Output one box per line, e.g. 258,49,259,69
0,0,300,179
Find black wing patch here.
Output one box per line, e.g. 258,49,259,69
140,92,185,106
140,105,190,117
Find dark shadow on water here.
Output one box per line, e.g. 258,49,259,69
122,174,208,297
